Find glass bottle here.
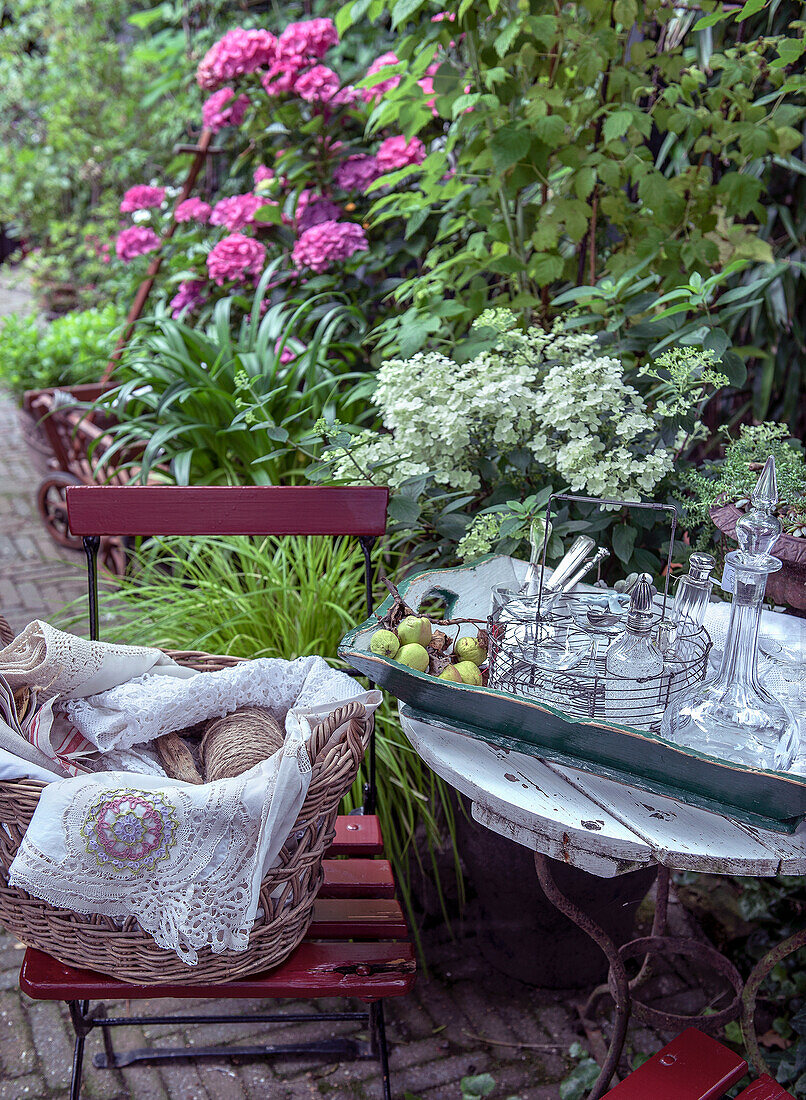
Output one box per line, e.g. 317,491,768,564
665,552,715,662
604,574,664,729
660,456,799,771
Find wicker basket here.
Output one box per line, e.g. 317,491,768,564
0,650,373,985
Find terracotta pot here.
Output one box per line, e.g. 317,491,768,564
710,503,806,611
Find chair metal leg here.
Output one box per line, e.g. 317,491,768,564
370,1001,392,1100
67,1001,92,1100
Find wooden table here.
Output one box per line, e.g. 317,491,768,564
399,706,806,1099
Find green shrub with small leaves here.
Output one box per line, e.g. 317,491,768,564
0,305,121,400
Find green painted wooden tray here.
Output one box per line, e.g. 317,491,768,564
339,555,806,834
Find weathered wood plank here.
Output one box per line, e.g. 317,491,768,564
542,760,805,876
399,710,652,876
471,803,646,878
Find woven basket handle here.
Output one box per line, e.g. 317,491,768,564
0,613,14,648
306,700,369,765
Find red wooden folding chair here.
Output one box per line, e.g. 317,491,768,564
603,1028,795,1099
18,484,414,1100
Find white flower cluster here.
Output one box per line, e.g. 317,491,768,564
324,314,674,502
530,354,674,500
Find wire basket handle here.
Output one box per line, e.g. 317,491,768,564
536,493,678,620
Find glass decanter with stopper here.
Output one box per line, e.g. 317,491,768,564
604,574,664,729
663,552,716,663
660,456,799,771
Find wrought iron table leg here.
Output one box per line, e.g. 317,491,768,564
742,926,806,1078
534,853,631,1100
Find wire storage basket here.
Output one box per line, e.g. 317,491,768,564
487,597,711,732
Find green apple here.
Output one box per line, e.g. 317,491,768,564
454,660,483,686
396,643,429,672
454,635,487,666
369,629,399,658
438,664,463,683
397,615,432,647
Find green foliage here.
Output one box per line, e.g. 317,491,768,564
559,1042,601,1100
338,0,806,358
0,305,121,400
91,532,463,935
404,1073,523,1099
681,422,806,535
0,1,178,243
92,275,369,486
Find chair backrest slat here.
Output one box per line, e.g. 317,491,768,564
65,485,388,538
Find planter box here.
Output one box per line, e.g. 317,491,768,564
339,555,806,833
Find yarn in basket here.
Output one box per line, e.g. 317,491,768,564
202,706,285,782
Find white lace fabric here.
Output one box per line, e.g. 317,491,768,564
9,732,312,965
0,621,188,702
60,655,369,752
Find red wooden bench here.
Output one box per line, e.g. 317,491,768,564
603,1028,795,1099
18,484,412,1100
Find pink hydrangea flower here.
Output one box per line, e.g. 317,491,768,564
332,85,362,107
431,11,456,20
293,64,340,103
170,280,207,318
253,165,275,186
334,155,379,193
210,193,271,231
115,226,160,261
202,87,250,133
261,62,302,96
275,338,306,364
295,190,342,232
376,135,426,174
120,186,165,213
207,234,266,285
417,76,439,117
277,18,338,61
292,220,368,274
196,28,277,90
174,198,212,224
361,52,400,103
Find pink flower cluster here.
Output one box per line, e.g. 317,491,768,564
170,280,207,318
362,53,400,104
210,193,271,231
277,18,338,60
334,155,379,193
115,226,160,262
207,234,266,285
197,27,277,90
202,88,250,133
296,190,342,232
120,186,165,213
376,135,426,174
253,165,274,186
292,220,368,274
293,64,340,103
174,198,212,224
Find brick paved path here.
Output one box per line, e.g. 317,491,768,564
0,272,671,1099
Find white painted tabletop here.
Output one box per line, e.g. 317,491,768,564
399,707,806,880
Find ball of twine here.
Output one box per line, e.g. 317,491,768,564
201,706,285,782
